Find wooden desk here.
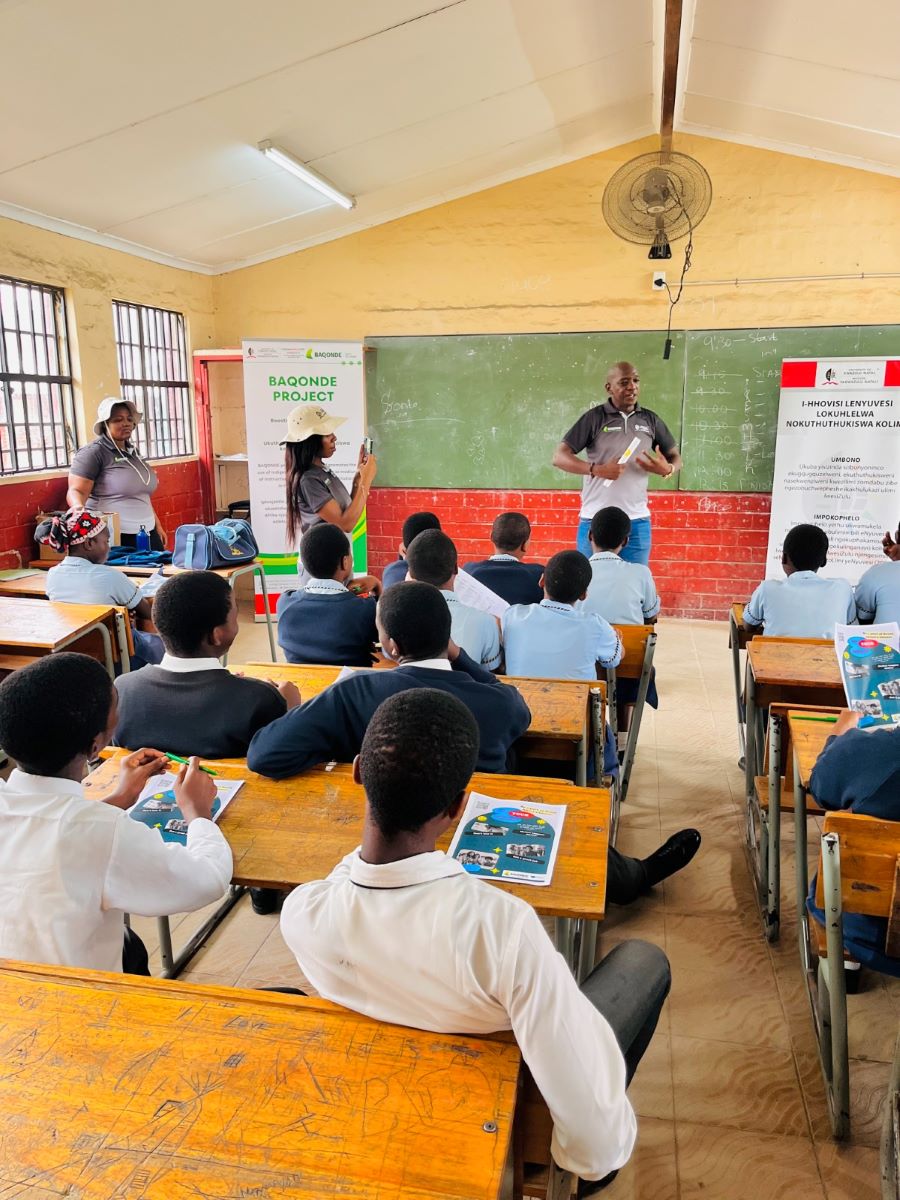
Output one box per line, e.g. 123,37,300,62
0,961,519,1200
86,755,610,980
230,662,604,787
0,597,122,677
0,570,147,600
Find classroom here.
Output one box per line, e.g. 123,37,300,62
0,2,899,1198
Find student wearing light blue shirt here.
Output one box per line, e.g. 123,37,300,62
744,524,856,639
406,529,502,671
855,521,900,625
584,508,660,626
503,550,623,681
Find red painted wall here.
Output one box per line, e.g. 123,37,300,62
366,488,771,620
0,459,205,567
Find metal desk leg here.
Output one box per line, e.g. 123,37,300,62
555,918,575,973
157,916,174,975
157,886,247,980
765,713,782,942
112,609,131,674
574,731,587,788
255,564,278,662
730,610,746,766
794,756,812,972
575,920,598,983
822,833,850,1139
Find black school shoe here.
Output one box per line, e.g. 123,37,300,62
577,1171,618,1196
250,888,282,915
641,829,702,890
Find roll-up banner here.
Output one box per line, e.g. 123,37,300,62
242,339,366,617
766,358,900,581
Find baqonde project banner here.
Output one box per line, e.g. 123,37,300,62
765,358,900,582
242,339,366,616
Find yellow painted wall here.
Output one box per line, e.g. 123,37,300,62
214,133,900,343
0,217,215,446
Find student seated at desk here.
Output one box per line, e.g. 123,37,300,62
0,654,232,974
807,711,900,981
382,511,441,590
113,571,295,758
249,581,527,777
744,523,856,638
503,550,623,680
855,519,900,625
281,689,672,1190
462,512,544,606
36,509,163,668
276,524,378,666
584,507,660,625
406,529,502,671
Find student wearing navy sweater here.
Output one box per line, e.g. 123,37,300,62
463,512,544,606
382,512,441,590
807,712,900,977
277,524,379,666
249,582,528,777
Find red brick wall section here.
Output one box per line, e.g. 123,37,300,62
366,488,772,621
0,460,205,567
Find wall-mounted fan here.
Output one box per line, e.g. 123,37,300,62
601,150,712,259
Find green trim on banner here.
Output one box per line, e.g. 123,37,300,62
351,512,367,572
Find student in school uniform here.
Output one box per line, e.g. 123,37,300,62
36,509,163,667
0,653,233,974
462,512,544,606
405,529,502,671
113,570,297,758
249,582,526,777
806,710,900,979
276,524,378,666
503,549,623,681
281,689,673,1191
743,524,856,638
584,507,660,626
855,519,900,625
382,511,441,590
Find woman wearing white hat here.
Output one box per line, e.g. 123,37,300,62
283,405,377,545
66,398,165,548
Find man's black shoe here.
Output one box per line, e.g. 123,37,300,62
641,829,702,890
250,887,281,915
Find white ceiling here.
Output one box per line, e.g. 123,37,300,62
0,0,896,274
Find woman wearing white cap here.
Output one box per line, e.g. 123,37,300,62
283,405,377,545
66,398,165,549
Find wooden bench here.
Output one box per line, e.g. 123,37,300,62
807,811,900,1139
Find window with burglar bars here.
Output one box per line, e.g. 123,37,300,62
112,301,193,459
0,276,76,475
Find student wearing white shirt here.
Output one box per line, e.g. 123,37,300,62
855,520,900,626
744,524,856,638
405,529,502,671
281,688,672,1192
584,507,660,626
0,653,233,974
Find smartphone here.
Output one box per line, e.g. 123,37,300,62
363,436,374,456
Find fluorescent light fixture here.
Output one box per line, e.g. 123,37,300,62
258,140,356,210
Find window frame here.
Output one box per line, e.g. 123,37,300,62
0,275,77,476
112,300,194,460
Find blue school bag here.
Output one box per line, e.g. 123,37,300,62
172,519,258,570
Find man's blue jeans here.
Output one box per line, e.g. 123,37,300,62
577,516,652,566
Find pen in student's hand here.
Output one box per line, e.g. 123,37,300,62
165,752,218,776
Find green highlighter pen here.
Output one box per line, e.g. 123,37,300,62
166,752,218,777
792,715,839,724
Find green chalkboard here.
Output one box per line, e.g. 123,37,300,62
680,325,900,491
365,333,685,491
365,325,900,491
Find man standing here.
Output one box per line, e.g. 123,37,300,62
552,363,682,565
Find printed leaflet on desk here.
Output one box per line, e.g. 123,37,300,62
455,569,509,618
129,772,243,845
834,623,900,728
447,791,565,886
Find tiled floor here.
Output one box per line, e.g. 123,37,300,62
133,611,897,1198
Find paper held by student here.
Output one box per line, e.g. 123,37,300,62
455,568,509,618
128,772,243,845
834,622,900,729
447,791,566,886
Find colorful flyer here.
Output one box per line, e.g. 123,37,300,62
447,791,566,886
834,623,900,728
128,772,243,845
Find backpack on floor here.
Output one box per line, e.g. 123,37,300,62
172,519,258,570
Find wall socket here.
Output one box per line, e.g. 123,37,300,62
652,271,667,290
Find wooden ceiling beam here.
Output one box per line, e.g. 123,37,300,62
659,0,684,156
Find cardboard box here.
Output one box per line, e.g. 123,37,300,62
36,510,122,559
